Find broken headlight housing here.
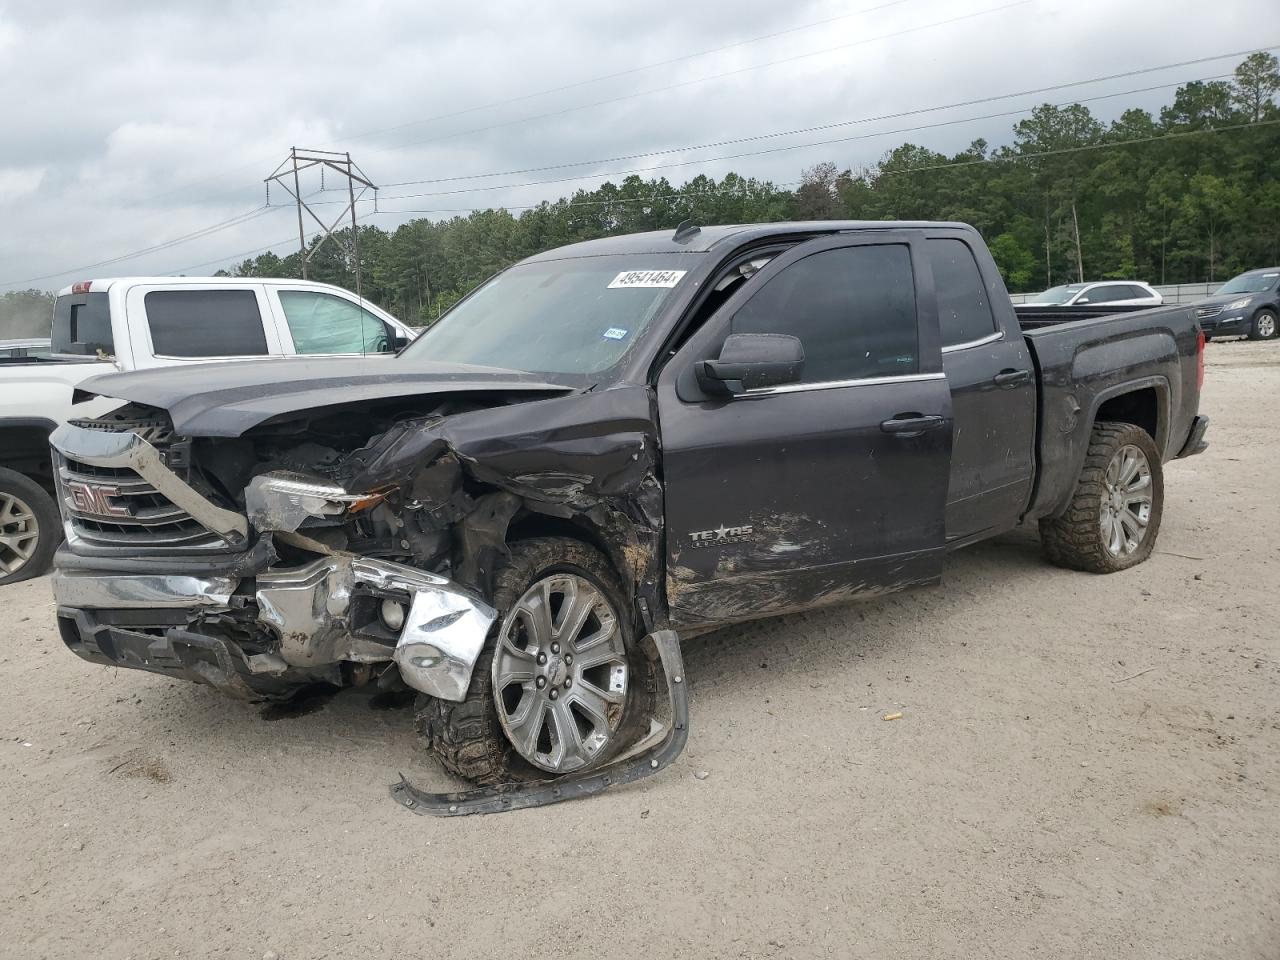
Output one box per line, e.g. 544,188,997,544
245,470,386,533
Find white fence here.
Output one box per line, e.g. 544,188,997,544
1009,282,1220,305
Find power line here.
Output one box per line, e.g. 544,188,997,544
27,50,1276,285
356,0,1032,159
0,205,276,286
0,1,1033,287
358,72,1243,204
328,0,924,148
164,234,301,275
165,209,379,275
382,48,1276,189
176,117,1280,275
871,115,1280,178
369,116,1280,218
64,2,926,213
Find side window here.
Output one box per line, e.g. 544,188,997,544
1082,285,1121,304
278,291,391,354
52,293,113,355
1126,285,1153,300
925,238,997,347
144,290,268,357
731,244,918,383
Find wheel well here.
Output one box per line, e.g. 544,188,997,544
506,512,615,564
0,425,55,491
1095,388,1159,445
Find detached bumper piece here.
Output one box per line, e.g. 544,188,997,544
391,629,689,816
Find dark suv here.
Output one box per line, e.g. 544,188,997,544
1193,269,1280,340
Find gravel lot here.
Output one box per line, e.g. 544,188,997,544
2,340,1277,960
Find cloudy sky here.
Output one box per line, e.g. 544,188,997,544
0,0,1272,292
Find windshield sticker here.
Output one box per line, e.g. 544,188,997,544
1264,273,1279,277
602,327,629,340
608,269,687,289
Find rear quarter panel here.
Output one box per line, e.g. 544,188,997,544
1022,304,1200,521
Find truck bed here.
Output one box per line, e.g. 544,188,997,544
1013,303,1166,329
1020,302,1202,521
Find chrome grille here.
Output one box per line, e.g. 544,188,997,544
1195,305,1224,320
56,453,226,550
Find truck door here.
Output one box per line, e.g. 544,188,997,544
655,233,952,629
925,234,1036,541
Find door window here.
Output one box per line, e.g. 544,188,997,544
144,290,268,357
278,291,392,354
731,244,918,383
1081,285,1125,304
926,238,997,347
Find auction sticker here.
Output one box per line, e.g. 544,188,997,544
608,269,686,289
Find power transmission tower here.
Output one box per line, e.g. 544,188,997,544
265,148,376,297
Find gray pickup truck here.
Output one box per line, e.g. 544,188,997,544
48,221,1208,803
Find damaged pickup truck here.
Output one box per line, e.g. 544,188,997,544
48,221,1208,806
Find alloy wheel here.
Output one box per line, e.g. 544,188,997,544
0,492,40,577
1099,444,1152,558
491,572,630,773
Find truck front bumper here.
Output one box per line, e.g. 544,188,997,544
53,553,497,702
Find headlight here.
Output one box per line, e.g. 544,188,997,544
1226,297,1253,311
245,470,387,533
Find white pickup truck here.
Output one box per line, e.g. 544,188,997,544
0,276,417,584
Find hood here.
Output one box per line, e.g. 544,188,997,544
73,355,575,436
1194,292,1263,308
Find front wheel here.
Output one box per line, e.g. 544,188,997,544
1039,422,1164,573
0,467,60,585
414,537,655,784
1248,308,1278,341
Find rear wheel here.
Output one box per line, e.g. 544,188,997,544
414,537,655,784
1040,422,1163,573
0,468,60,585
1248,308,1277,341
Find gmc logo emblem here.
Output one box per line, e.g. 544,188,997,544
65,480,130,519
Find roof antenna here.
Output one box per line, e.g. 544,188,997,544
673,219,701,244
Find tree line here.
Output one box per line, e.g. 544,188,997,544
3,53,1276,337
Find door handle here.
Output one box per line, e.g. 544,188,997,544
880,414,945,436
993,368,1031,388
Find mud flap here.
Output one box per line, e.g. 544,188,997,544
390,629,688,816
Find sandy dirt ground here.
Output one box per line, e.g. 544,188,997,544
1,340,1277,960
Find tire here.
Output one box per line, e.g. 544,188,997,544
1039,422,1163,574
414,537,656,785
0,467,60,585
1247,308,1278,341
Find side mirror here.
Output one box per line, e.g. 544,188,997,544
1076,297,1091,304
391,334,410,351
695,333,804,396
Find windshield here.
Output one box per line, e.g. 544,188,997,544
1030,284,1085,304
1216,272,1278,295
402,253,701,380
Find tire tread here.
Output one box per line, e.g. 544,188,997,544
1039,422,1163,574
